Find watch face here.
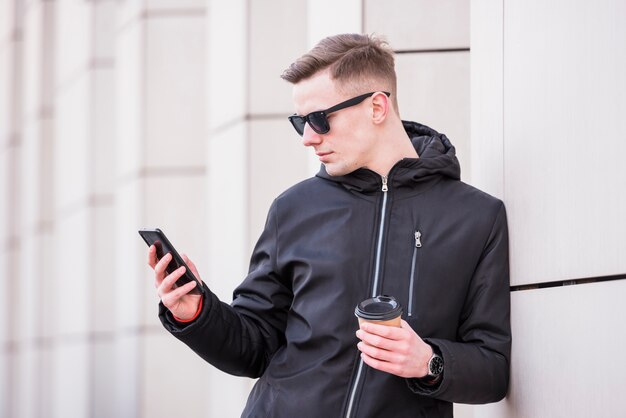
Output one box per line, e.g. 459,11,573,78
429,355,444,376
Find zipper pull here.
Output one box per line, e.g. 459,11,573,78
414,230,422,248
381,176,388,192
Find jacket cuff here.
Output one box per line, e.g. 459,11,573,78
406,339,449,396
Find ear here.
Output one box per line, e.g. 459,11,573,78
371,92,390,125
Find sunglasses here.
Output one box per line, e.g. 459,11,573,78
288,91,391,136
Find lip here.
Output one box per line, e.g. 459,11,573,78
316,151,333,162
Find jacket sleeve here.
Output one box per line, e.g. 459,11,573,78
158,200,291,378
408,201,511,403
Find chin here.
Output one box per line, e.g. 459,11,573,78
324,163,352,177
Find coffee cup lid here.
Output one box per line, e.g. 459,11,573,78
354,295,402,321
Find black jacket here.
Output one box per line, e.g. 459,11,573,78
159,121,511,418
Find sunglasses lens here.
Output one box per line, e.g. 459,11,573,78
289,116,306,136
307,112,330,134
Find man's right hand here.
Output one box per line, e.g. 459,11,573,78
148,245,204,321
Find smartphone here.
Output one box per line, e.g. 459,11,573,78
138,228,204,295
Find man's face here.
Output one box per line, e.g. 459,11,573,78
292,71,378,176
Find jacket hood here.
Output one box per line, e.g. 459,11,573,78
315,120,461,194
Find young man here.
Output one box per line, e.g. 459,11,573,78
149,34,510,417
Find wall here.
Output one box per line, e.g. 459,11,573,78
6,0,620,417
471,0,626,416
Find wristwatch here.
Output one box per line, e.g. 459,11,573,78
426,351,444,378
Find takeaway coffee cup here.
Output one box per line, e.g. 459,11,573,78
354,295,402,328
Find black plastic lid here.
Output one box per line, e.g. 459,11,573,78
354,295,402,321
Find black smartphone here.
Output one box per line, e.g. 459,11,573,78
138,228,204,295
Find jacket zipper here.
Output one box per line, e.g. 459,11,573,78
345,175,389,418
408,230,421,317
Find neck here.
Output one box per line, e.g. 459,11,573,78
367,119,418,177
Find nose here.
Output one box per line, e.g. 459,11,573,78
301,124,323,147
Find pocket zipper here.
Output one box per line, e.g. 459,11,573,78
408,230,421,317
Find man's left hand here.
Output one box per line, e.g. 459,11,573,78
356,320,433,378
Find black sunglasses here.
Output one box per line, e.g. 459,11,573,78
288,91,391,136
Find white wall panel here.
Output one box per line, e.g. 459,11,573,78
474,281,626,418
113,333,140,418
207,122,248,301
14,345,37,418
306,0,362,49
0,350,9,418
91,67,116,196
115,21,143,178
503,0,626,286
0,0,15,41
207,0,246,130
15,235,39,342
90,205,116,334
56,0,90,86
248,0,307,115
117,0,205,29
91,339,116,418
94,1,116,60
0,42,11,140
144,14,206,169
55,73,90,211
51,341,89,418
21,2,44,118
248,119,311,253
469,0,504,199
395,52,471,181
114,178,143,330
142,332,209,418
365,0,469,50
54,210,90,336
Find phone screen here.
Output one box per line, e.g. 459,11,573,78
138,228,203,295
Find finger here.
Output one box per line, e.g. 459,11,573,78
147,245,158,268
154,253,173,286
357,341,401,363
359,321,404,340
360,352,404,377
157,265,186,298
181,254,203,284
356,329,403,351
161,280,198,307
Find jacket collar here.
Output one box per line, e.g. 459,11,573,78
315,121,461,194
